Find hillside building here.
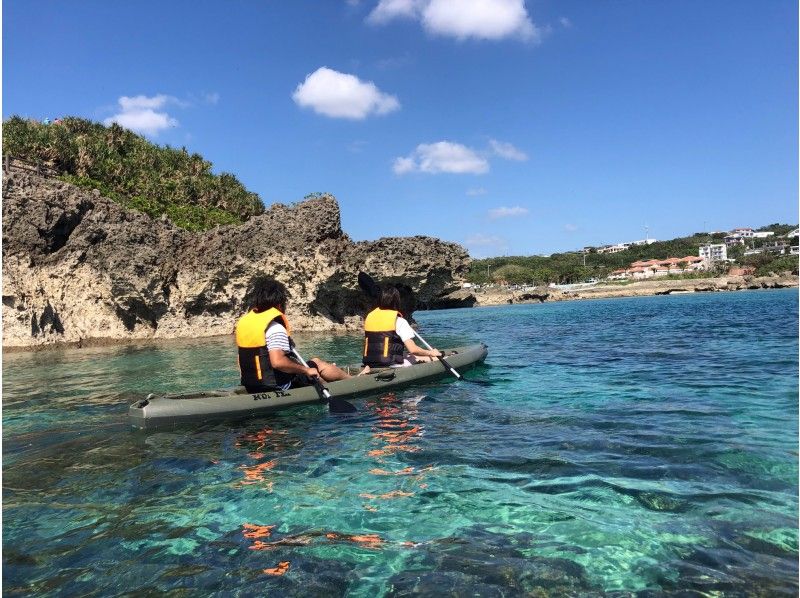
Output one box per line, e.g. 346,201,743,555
595,237,658,254
608,256,705,280
699,244,727,262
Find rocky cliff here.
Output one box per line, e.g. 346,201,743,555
2,166,469,349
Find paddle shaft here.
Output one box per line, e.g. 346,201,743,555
414,332,462,380
291,349,332,400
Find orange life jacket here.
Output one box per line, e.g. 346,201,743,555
235,307,293,391
363,308,405,367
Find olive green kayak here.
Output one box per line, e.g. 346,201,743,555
129,343,488,430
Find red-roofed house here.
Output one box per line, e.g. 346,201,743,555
607,254,708,281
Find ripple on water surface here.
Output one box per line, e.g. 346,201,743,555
3,290,798,595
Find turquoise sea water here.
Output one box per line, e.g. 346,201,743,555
3,289,798,596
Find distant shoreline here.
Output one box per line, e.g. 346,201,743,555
469,274,798,308
4,276,797,354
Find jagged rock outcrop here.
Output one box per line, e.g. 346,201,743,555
429,289,478,309
2,167,469,348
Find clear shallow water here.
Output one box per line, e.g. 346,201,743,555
3,290,798,596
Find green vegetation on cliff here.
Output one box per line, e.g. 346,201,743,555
468,229,799,285
3,116,264,231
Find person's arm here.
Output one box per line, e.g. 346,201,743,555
265,322,319,377
269,349,319,377
403,338,442,358
396,316,442,357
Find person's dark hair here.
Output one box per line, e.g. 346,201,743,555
246,275,288,312
378,285,401,311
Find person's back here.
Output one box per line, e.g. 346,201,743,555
235,277,296,393
236,275,365,393
363,305,406,367
363,286,441,368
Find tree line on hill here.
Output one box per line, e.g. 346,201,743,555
467,228,799,285
3,116,264,231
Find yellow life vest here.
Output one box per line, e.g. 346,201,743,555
235,307,293,391
363,308,405,367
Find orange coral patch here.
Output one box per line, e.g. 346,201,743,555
350,534,383,547
378,490,414,499
243,524,275,539
263,561,290,576
371,466,416,475
239,459,278,483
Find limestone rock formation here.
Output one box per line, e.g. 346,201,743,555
429,289,478,309
2,166,469,349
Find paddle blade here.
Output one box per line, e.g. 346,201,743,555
312,380,357,413
358,272,381,299
328,396,357,414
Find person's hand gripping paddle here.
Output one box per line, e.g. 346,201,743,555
291,348,356,414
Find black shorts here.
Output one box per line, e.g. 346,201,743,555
287,359,319,389
243,360,319,393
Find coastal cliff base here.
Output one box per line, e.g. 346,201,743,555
472,275,799,307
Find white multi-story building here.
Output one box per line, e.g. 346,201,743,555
595,237,658,255
699,244,727,262
597,243,630,254
725,227,758,247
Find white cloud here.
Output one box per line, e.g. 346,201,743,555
488,206,529,219
104,94,179,135
464,233,508,256
564,223,578,232
204,92,220,105
489,139,528,161
393,156,417,174
559,16,572,28
369,0,540,42
118,94,173,111
393,141,489,174
292,67,400,119
466,187,488,196
367,0,422,23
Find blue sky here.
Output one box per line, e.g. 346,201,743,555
4,1,798,256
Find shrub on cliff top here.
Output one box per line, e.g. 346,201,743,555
3,116,264,231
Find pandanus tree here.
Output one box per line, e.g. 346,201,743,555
2,115,265,231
